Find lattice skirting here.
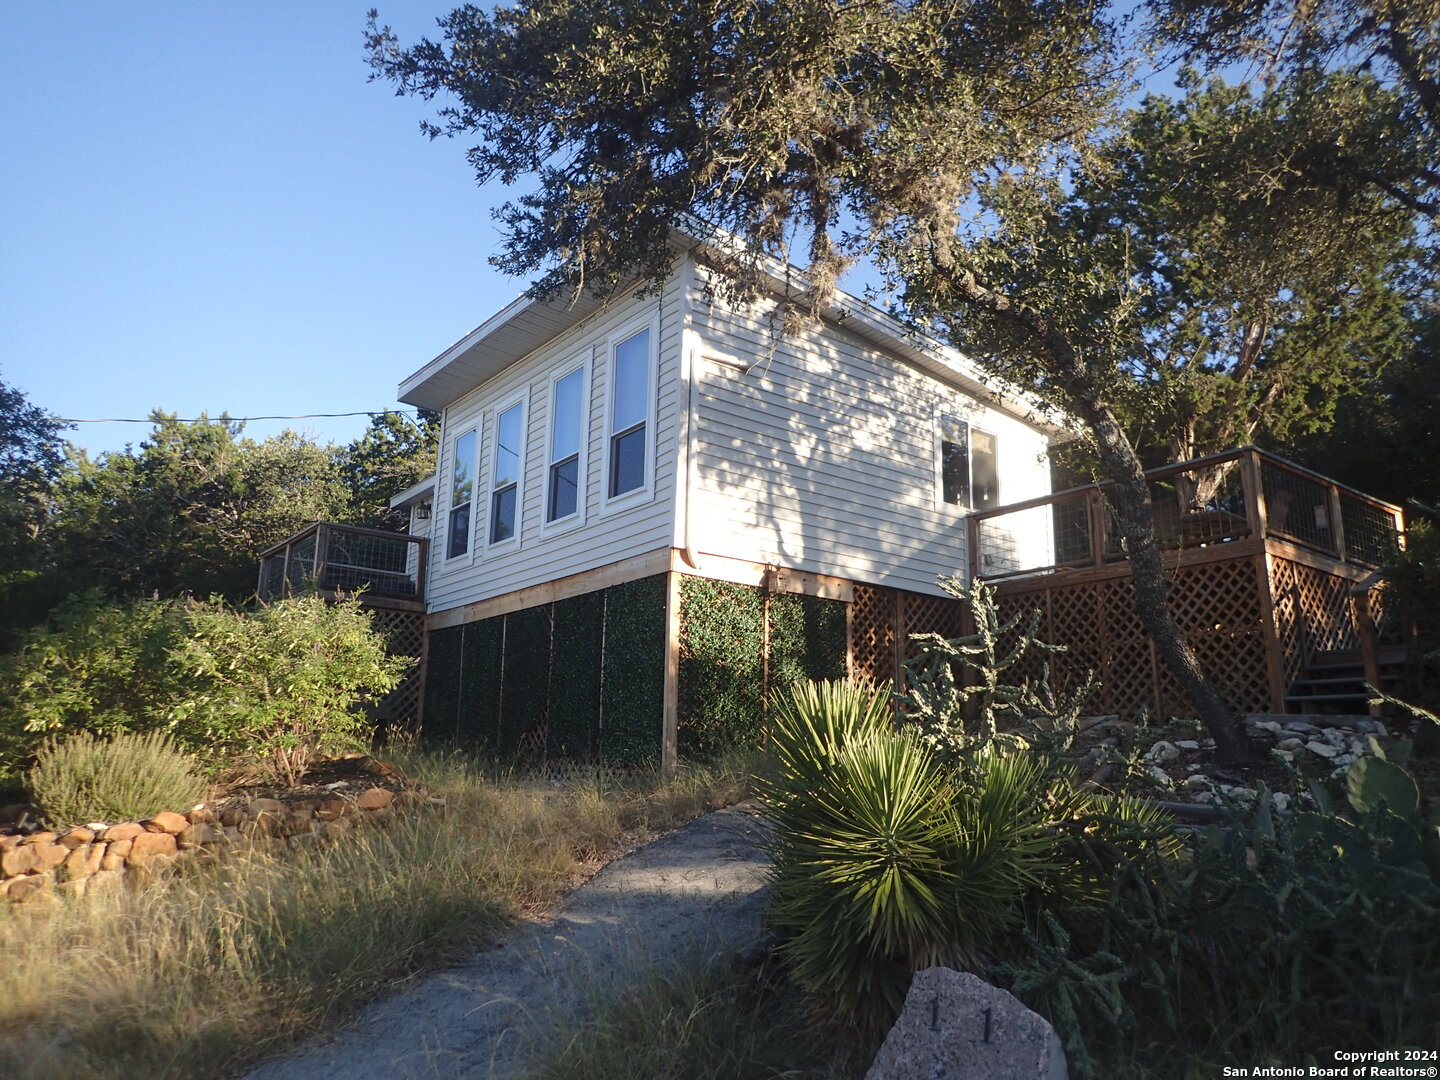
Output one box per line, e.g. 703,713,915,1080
368,607,425,731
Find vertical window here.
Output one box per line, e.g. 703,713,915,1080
940,416,998,510
489,403,523,544
548,367,585,522
609,327,650,498
447,429,476,558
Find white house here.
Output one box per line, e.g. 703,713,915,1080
393,242,1067,767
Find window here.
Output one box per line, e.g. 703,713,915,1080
446,429,476,558
608,326,651,499
940,416,998,510
547,367,585,522
489,402,523,544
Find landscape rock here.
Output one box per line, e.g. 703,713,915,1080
356,787,394,811
1144,741,1179,763
31,841,69,872
7,873,54,904
63,842,105,881
0,834,22,853
22,831,58,846
178,823,225,849
866,967,1067,1080
1174,740,1200,750
1,843,40,876
1306,740,1339,759
100,822,144,843
127,831,178,867
315,798,351,821
59,827,96,849
187,807,219,825
146,811,190,835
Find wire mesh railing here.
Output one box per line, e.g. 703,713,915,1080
969,447,1402,581
257,523,427,602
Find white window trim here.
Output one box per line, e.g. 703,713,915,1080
933,408,998,513
486,393,528,550
444,425,478,561
541,358,590,536
601,311,661,514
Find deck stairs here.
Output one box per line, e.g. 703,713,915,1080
1284,645,1407,714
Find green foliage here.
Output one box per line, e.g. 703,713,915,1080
422,623,464,740
339,409,440,530
990,751,1440,1076
171,595,409,786
769,592,848,686
760,678,1175,1032
600,575,666,766
0,593,189,773
548,589,604,759
903,577,1093,759
678,578,765,758
0,372,68,640
50,414,353,601
29,729,205,828
500,603,552,759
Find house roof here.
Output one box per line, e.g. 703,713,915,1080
389,475,436,511
397,239,1075,440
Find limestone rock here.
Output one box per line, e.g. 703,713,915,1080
178,823,225,849
1,843,40,877
100,822,144,843
866,968,1067,1080
22,831,58,846
0,834,22,853
127,831,178,867
146,811,190,835
357,787,394,811
315,798,351,821
31,841,68,872
187,807,219,824
59,827,96,849
62,842,105,881
7,872,54,904
1306,740,1339,759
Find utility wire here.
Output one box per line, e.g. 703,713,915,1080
54,410,422,424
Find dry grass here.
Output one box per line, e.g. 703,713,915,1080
523,955,866,1080
0,747,757,1080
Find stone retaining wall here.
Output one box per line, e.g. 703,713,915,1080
0,786,424,905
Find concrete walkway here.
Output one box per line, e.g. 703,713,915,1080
240,803,773,1080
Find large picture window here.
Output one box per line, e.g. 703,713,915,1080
940,416,998,510
548,367,585,522
446,429,476,559
608,326,651,499
489,402,523,544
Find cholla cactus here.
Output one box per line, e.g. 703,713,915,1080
903,577,1094,764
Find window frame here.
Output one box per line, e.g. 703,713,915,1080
602,314,659,511
444,426,478,561
486,394,527,548
935,411,1000,512
542,359,590,533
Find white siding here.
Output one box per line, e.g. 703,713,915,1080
422,276,685,614
684,269,1054,596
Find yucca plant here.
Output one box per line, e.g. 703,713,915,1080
761,678,1180,1033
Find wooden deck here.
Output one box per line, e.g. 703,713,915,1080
852,448,1406,718
257,522,429,730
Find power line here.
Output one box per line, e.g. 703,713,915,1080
54,410,422,424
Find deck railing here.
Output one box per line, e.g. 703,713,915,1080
257,523,427,603
969,447,1404,582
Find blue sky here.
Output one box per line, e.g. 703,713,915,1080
2,2,523,457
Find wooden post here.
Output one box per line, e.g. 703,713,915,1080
661,569,682,774
1240,449,1268,540
1254,551,1288,713
892,589,906,694
414,536,429,603
1327,483,1348,562
280,544,293,598
1353,585,1384,718
1088,491,1106,568
313,524,329,591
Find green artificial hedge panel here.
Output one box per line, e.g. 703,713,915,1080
770,592,848,686
599,575,667,766
457,615,504,751
548,589,604,760
499,603,552,759
677,577,765,759
422,624,464,741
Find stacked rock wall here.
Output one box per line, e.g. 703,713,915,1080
0,786,416,905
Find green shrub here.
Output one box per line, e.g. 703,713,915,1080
759,678,1173,1032
0,592,189,772
1,593,410,784
170,595,411,785
29,730,206,827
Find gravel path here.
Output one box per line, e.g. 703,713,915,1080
240,803,773,1080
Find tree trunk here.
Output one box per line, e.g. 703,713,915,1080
942,268,1260,764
